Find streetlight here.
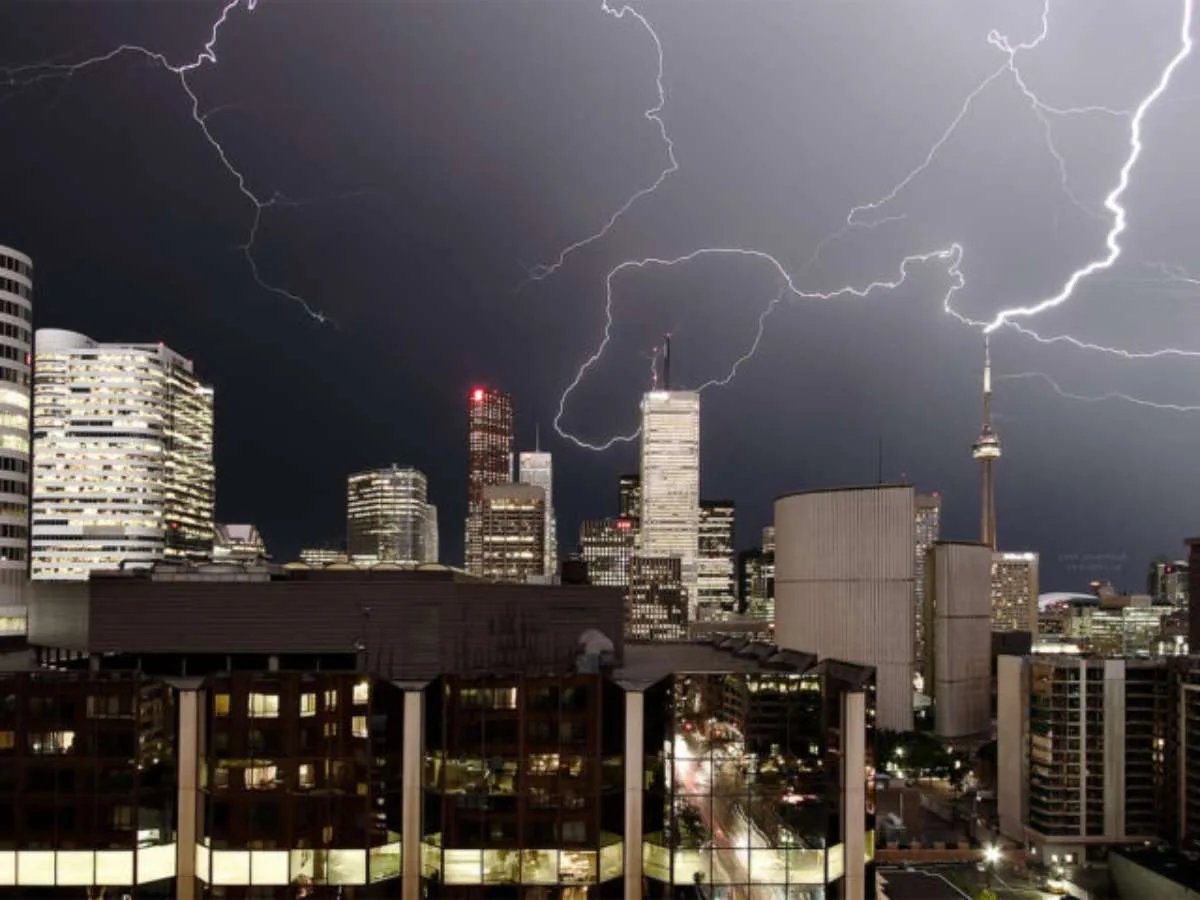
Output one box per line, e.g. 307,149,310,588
983,845,1001,886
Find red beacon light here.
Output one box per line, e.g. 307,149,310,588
471,388,485,402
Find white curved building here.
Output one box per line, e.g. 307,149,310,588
0,245,32,633
775,484,916,731
31,329,214,580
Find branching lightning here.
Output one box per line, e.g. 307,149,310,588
1,0,340,323
998,371,1200,413
555,245,964,450
521,1,678,284
986,0,1195,332
548,0,1200,447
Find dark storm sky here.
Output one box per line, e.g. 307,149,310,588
2,0,1199,591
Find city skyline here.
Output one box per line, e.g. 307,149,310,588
2,3,1198,590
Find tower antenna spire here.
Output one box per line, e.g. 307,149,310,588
972,333,1001,550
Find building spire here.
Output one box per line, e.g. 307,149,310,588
972,333,1001,550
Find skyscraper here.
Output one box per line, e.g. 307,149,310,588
991,551,1040,638
638,389,701,619
31,329,214,581
973,336,1001,550
698,500,736,620
480,483,545,583
465,386,513,575
913,492,942,688
518,446,556,576
346,465,430,565
578,517,636,589
0,246,31,634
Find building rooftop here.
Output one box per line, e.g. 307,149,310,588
29,566,624,680
615,637,871,689
776,483,911,502
1114,846,1200,894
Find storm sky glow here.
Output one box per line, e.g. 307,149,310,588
2,0,1199,587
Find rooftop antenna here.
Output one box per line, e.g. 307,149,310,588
662,332,672,390
649,346,659,390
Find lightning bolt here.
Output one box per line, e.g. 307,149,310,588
522,1,677,284
550,0,1198,446
998,371,1200,413
1,0,339,324
555,246,963,450
986,0,1195,333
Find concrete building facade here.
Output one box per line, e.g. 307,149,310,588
997,655,1200,857
775,484,915,732
925,541,992,739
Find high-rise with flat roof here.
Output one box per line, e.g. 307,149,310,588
638,390,700,620
578,517,636,590
465,386,513,575
31,328,214,580
480,483,545,583
0,245,31,634
992,551,1040,637
346,465,431,565
997,655,1200,856
518,449,556,576
698,499,735,620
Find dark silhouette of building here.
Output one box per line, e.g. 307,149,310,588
5,563,874,900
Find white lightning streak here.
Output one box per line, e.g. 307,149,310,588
522,1,677,284
1,0,337,323
998,370,1200,412
986,0,1195,332
555,245,963,449
1007,322,1200,359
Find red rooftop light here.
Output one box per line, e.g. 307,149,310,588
471,388,485,402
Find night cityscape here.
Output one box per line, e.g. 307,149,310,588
2,1,1200,899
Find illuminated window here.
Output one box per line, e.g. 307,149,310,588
352,681,370,705
245,765,279,790
0,730,13,751
352,716,368,739
298,763,315,789
324,722,338,738
248,693,279,718
29,730,74,754
214,694,231,716
300,693,317,717
324,689,338,711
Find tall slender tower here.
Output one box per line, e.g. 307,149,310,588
972,336,1001,550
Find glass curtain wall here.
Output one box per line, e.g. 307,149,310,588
422,674,625,899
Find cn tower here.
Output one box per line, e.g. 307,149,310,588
972,335,1001,550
